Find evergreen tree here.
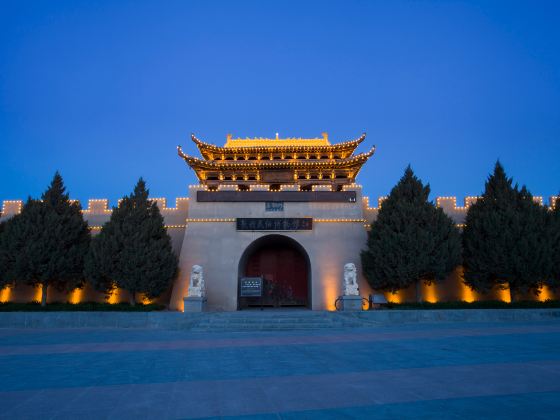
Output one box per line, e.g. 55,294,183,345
547,196,560,288
0,173,90,306
361,166,462,301
0,220,12,291
462,162,549,302
85,178,178,305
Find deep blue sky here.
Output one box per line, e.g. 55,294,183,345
1,0,559,206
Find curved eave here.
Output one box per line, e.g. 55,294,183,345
177,145,204,181
179,146,375,171
191,133,367,157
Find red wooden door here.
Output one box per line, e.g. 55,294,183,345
245,244,308,306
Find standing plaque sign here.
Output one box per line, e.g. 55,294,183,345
240,277,263,297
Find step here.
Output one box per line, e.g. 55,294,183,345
184,312,369,331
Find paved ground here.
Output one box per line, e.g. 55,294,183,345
1,321,560,419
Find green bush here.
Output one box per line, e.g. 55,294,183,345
386,300,560,310
0,301,165,312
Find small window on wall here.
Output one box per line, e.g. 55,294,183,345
207,176,219,180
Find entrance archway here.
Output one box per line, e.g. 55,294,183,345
238,235,311,309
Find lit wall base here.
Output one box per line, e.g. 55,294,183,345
183,296,207,312
339,295,363,312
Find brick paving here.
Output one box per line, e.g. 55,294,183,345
1,321,559,419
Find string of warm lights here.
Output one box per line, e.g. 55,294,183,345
2,194,557,219
185,218,236,223
80,197,190,214
314,219,366,223
89,224,187,231
191,133,367,155
1,200,23,215
179,152,375,171
311,185,332,191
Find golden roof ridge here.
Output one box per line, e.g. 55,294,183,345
190,132,366,150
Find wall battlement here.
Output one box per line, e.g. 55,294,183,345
1,197,190,218
1,191,557,226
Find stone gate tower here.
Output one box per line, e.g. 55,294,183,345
169,133,375,311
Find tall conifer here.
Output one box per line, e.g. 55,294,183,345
85,178,177,305
0,220,12,291
361,166,462,301
547,196,560,288
0,173,90,306
462,162,549,301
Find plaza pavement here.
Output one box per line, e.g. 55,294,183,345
1,320,560,419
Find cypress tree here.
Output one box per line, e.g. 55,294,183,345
547,196,560,289
85,178,178,306
0,173,90,306
361,166,462,301
462,162,549,302
0,220,12,291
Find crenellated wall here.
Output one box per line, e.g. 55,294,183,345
0,197,190,305
1,189,558,308
362,194,558,227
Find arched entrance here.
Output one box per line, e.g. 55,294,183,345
238,235,311,309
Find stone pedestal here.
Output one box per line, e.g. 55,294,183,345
183,296,207,312
340,295,363,312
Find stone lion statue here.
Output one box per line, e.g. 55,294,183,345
343,263,359,296
188,265,205,298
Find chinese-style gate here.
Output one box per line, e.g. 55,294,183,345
239,235,310,309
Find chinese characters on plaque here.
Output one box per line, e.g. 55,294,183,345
236,218,312,231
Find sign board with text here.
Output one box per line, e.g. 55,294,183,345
240,277,263,297
236,218,312,231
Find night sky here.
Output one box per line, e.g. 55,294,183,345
1,0,559,206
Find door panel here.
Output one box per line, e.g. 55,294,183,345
243,244,308,307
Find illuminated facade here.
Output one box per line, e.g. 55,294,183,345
178,133,374,190
171,133,377,311
0,133,558,309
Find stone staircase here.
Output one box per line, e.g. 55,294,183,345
186,310,373,332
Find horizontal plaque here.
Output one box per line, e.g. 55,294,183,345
261,170,292,183
240,277,263,297
198,191,356,203
236,218,312,231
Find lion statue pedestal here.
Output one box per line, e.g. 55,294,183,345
339,263,362,311
183,265,207,312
